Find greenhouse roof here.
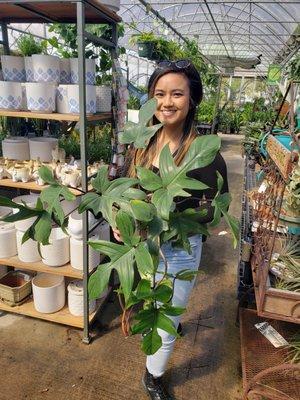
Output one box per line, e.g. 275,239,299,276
118,0,300,73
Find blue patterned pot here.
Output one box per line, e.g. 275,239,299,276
25,82,56,112
32,55,60,83
1,56,26,82
59,59,71,84
70,58,96,85
24,57,34,82
0,82,22,110
67,84,96,114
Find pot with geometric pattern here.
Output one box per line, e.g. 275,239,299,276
70,58,96,85
67,84,96,114
25,82,56,113
0,82,22,110
32,55,60,84
0,55,26,82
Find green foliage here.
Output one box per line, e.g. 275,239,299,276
1,98,239,356
286,54,300,81
16,34,47,56
196,100,216,124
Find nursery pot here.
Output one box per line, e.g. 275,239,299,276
29,137,58,162
2,136,30,161
0,55,26,82
12,194,39,232
68,280,96,316
32,55,60,83
0,82,22,111
32,273,65,313
0,222,17,258
137,41,155,59
40,227,70,267
16,230,41,263
25,82,56,113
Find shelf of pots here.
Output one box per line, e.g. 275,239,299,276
0,110,112,122
249,153,300,325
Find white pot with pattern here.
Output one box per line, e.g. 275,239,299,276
0,56,26,82
56,84,69,113
32,55,60,83
59,59,71,84
40,227,70,267
25,82,56,113
70,58,96,85
0,81,22,110
24,56,34,82
16,230,41,263
67,84,96,114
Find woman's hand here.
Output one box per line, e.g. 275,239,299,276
112,228,122,242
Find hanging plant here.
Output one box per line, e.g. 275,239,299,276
0,98,239,355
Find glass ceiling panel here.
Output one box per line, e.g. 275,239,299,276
119,0,300,74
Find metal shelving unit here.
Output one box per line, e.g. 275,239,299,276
0,0,121,343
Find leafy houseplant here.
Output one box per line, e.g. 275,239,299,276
16,34,47,57
0,98,239,355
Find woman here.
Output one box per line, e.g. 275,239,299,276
115,60,228,400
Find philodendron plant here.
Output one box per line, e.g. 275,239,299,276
0,98,239,355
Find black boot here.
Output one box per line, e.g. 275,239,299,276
142,369,173,400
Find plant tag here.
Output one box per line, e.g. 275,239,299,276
255,322,289,348
271,252,280,261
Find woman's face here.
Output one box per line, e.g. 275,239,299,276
153,72,190,129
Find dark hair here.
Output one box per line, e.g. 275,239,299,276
148,60,203,138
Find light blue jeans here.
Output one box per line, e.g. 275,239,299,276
146,234,203,377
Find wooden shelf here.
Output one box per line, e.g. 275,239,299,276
0,110,112,122
0,179,89,196
0,288,111,328
0,257,83,279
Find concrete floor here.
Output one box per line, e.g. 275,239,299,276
0,134,244,400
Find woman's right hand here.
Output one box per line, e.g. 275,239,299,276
112,228,122,242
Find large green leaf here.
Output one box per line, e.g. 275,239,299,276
157,310,179,337
130,200,156,222
91,165,111,193
88,263,112,300
136,167,163,191
135,279,152,300
151,188,174,220
116,210,139,246
138,97,157,126
122,188,147,200
142,329,162,355
154,282,173,303
135,242,155,278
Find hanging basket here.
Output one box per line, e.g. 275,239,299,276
137,41,155,59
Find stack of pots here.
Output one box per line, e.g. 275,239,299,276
0,55,109,114
13,194,41,263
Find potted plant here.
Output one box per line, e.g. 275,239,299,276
0,98,239,355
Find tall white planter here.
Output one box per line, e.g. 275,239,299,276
12,194,39,232
70,58,96,85
0,82,22,110
29,137,58,162
56,85,69,114
40,227,70,267
0,222,17,258
67,85,96,114
32,273,65,313
32,55,60,83
1,56,26,82
25,82,56,113
70,235,100,271
96,85,111,112
16,230,41,263
68,280,96,316
2,137,30,161
68,209,96,239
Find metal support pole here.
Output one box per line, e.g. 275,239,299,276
77,0,90,344
1,23,10,55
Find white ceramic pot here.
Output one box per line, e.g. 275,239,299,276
32,54,60,83
68,209,96,239
67,84,96,114
0,222,17,258
25,82,56,113
68,280,96,316
59,59,70,84
24,56,34,82
56,84,69,113
70,235,100,271
12,194,39,232
32,273,65,313
0,55,26,82
96,0,120,11
16,230,41,263
21,83,27,110
2,137,30,160
29,137,58,162
0,81,22,110
40,227,70,267
70,58,96,85
96,85,111,112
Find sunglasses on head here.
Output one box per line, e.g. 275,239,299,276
157,59,191,70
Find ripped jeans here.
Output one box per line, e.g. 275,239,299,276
146,234,203,378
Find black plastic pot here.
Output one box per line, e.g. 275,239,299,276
137,41,155,59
